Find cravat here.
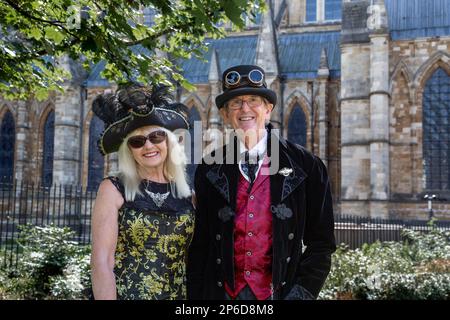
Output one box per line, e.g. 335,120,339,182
241,151,259,193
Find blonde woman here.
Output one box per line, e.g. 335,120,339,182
90,85,194,300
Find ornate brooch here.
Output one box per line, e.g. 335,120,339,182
278,167,293,177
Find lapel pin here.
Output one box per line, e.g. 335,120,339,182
278,167,293,177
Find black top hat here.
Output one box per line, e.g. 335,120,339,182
92,84,189,155
215,65,277,109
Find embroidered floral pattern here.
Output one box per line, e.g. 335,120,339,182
218,206,235,222
114,205,194,300
281,161,306,201
206,165,230,202
271,203,293,220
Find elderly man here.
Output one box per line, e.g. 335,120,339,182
187,64,336,300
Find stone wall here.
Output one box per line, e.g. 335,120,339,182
388,36,450,218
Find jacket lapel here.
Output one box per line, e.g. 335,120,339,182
205,164,239,211
269,137,308,206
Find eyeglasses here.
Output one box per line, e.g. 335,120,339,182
227,96,264,110
224,69,265,89
127,130,167,148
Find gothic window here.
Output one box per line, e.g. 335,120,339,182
423,67,450,191
325,0,341,21
0,111,15,184
288,105,307,147
187,106,201,187
306,0,317,22
42,111,55,187
87,115,105,191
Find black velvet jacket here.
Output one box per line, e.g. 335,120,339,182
187,126,336,300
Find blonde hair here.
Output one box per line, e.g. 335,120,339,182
117,127,191,202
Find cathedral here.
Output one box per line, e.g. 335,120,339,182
1,0,449,219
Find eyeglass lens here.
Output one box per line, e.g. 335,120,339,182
228,96,263,109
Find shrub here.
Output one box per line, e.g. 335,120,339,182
319,226,450,300
1,224,91,300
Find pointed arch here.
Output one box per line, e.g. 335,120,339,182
285,90,312,114
0,102,15,120
414,51,450,101
0,108,16,184
39,106,55,187
390,59,414,102
182,93,206,121
284,91,311,143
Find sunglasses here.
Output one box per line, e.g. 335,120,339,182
127,130,167,149
224,69,265,89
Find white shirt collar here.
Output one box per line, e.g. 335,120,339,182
238,131,267,158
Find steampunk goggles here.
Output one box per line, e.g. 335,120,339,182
224,69,265,89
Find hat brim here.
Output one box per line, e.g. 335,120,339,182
215,87,277,109
99,108,189,155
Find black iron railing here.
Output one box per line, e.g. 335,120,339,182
1,181,450,269
0,181,96,269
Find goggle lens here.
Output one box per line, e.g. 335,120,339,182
224,69,264,89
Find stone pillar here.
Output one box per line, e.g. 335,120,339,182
53,85,82,185
340,0,372,216
206,49,223,154
255,3,280,128
368,0,390,217
52,56,84,185
317,48,330,167
14,101,31,182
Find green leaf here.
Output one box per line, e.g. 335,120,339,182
29,27,43,40
222,0,246,27
44,27,65,45
35,87,50,101
179,78,196,91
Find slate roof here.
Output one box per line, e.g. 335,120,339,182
278,31,341,79
180,35,258,83
385,0,450,40
180,31,341,83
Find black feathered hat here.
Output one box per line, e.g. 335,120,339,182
92,84,189,155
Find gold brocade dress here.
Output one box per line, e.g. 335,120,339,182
107,176,194,300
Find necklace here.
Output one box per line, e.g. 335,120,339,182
144,180,170,208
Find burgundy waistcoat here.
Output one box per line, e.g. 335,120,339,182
225,159,273,300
